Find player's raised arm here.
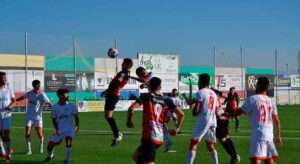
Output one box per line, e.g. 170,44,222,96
129,76,149,83
16,95,26,102
182,93,196,105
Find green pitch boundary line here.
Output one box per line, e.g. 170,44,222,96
11,127,300,141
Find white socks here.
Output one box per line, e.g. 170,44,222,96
210,150,219,164
187,150,196,164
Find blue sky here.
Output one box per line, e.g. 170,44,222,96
0,0,299,72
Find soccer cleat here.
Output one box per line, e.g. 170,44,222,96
40,145,44,154
44,155,55,162
231,154,241,164
5,156,12,163
26,150,32,156
164,140,173,152
111,132,123,147
63,160,69,164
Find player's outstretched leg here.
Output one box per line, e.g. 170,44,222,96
187,139,199,164
35,127,44,154
25,126,32,155
44,141,56,162
63,136,72,164
104,110,122,147
206,141,219,164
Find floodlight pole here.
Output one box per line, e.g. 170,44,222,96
73,36,77,107
240,47,244,98
115,37,118,73
275,49,278,105
25,32,28,113
298,51,300,104
213,45,216,88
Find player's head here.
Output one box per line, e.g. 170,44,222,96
230,87,235,94
122,58,133,71
198,73,210,89
149,77,162,92
136,67,148,78
256,77,270,94
57,88,69,102
0,72,7,85
32,80,41,90
172,88,178,97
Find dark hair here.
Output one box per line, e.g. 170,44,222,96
257,77,270,92
32,80,41,86
123,58,133,66
149,77,162,91
230,87,235,91
199,73,210,87
172,88,177,92
57,89,69,98
0,72,6,77
136,67,146,76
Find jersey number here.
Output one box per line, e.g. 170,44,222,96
259,104,272,123
154,104,163,121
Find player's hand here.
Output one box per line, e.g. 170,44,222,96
126,120,134,128
221,112,230,120
140,84,147,89
74,125,79,133
169,129,178,136
276,136,282,147
56,129,61,136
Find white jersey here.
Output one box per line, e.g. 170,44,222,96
195,88,218,129
25,90,50,119
241,94,278,141
0,86,15,117
168,96,181,107
52,103,78,133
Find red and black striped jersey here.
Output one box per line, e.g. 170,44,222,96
106,71,130,97
137,93,176,145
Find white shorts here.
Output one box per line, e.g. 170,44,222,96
0,111,11,131
250,140,279,160
50,131,74,144
191,125,216,143
26,117,43,128
167,111,176,119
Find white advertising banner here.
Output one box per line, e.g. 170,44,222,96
215,67,245,91
0,69,44,92
291,75,300,89
138,53,179,93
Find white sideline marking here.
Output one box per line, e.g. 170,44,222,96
11,127,300,140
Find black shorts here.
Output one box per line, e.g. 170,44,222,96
137,139,160,163
227,110,236,116
104,95,119,111
216,119,229,139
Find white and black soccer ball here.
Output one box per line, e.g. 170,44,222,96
107,48,118,58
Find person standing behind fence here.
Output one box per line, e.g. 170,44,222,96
223,87,240,132
0,71,16,162
16,80,53,155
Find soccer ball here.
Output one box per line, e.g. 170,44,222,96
107,48,118,58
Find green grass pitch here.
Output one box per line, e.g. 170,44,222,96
3,105,300,163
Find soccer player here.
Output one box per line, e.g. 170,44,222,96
102,58,133,146
0,71,16,162
164,89,182,152
235,77,282,164
127,77,184,164
186,73,219,164
212,88,240,164
16,80,52,155
223,87,240,131
44,89,79,164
